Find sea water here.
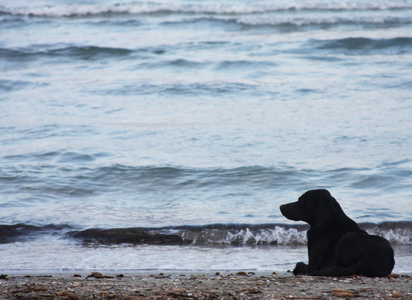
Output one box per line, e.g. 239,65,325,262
0,0,412,273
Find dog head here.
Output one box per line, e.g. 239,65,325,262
280,189,338,228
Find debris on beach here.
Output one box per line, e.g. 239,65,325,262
0,273,411,299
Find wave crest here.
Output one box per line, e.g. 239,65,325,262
2,222,410,246
2,2,412,18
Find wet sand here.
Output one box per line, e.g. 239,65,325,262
0,272,411,299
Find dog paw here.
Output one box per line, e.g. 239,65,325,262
293,262,308,275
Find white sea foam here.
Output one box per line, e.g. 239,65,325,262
2,1,412,18
224,227,307,245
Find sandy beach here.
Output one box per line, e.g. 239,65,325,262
0,272,411,299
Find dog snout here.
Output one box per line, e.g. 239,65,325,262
280,203,292,217
280,202,300,221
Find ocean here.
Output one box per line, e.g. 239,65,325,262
0,0,411,274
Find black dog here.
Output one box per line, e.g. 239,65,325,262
280,189,394,277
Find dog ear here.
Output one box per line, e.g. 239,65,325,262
315,196,336,228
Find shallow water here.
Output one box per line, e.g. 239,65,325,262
1,0,412,273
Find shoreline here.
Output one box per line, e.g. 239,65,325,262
1,271,411,299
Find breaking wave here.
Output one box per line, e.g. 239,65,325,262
1,2,412,18
1,222,411,246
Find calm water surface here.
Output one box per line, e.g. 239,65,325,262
0,0,411,272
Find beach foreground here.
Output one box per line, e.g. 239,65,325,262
0,272,411,299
